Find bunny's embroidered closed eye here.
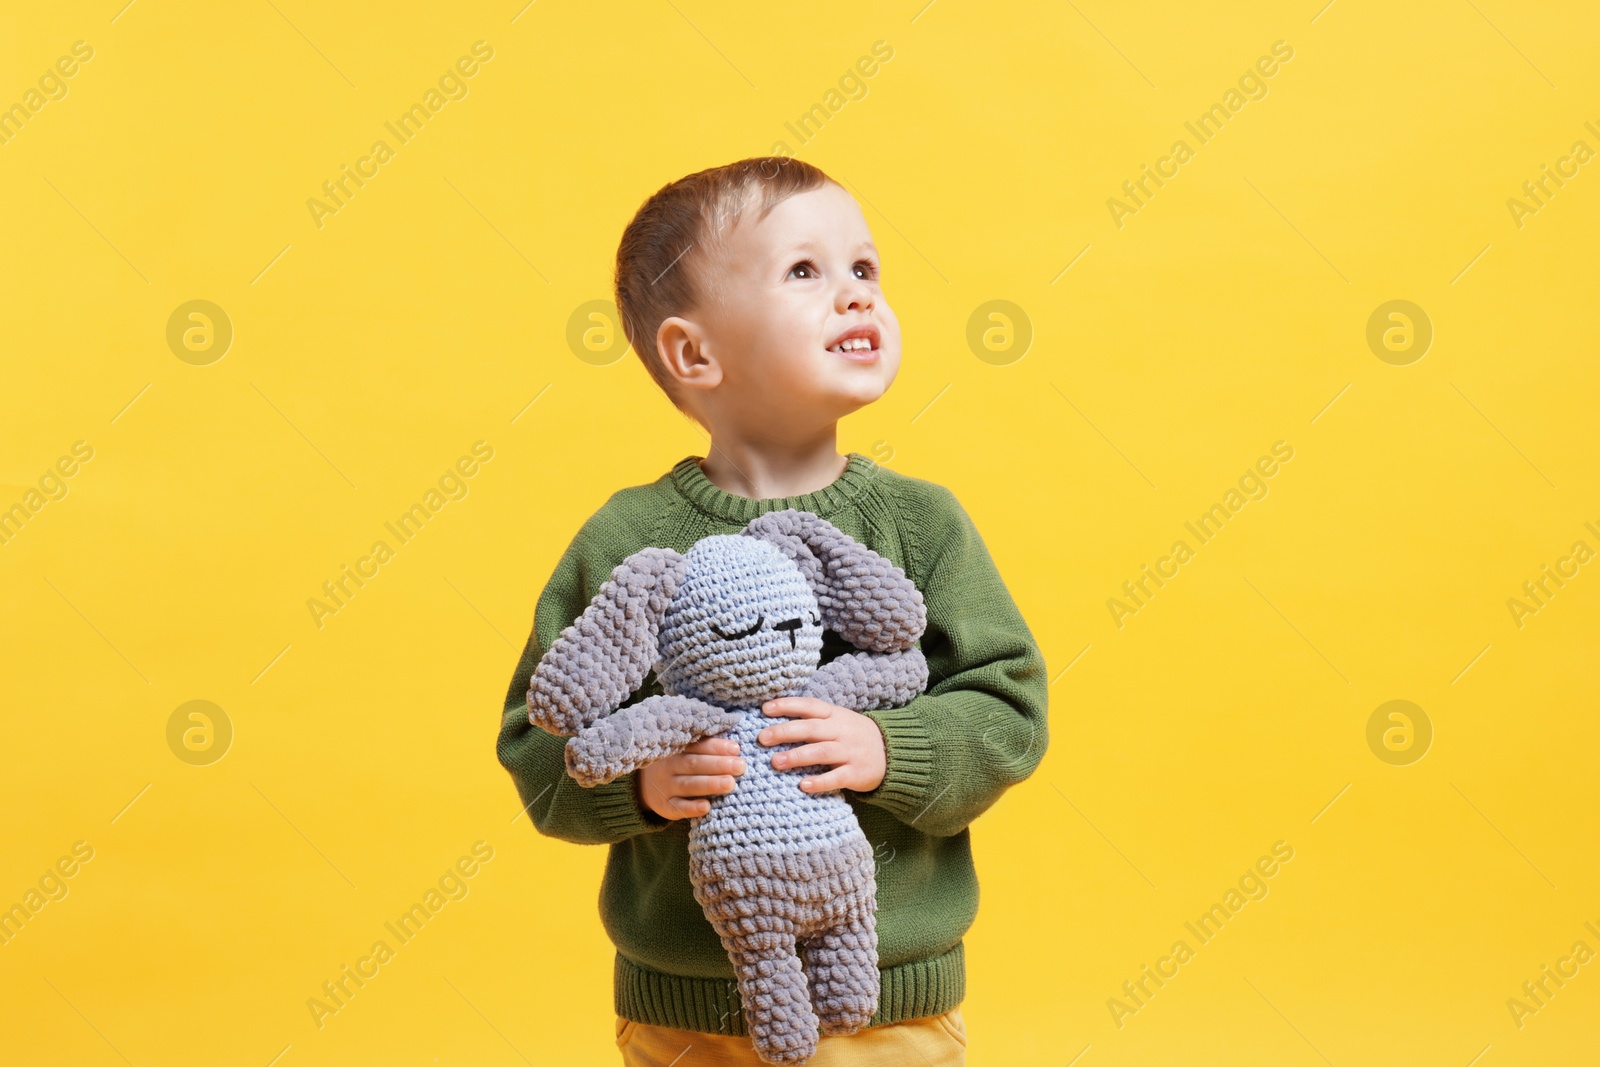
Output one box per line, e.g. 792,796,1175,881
710,615,763,640
711,612,824,644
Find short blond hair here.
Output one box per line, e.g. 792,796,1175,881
614,156,835,413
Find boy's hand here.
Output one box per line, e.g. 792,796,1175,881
635,737,746,821
759,697,887,794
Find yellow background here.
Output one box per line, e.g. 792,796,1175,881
3,1,1597,1063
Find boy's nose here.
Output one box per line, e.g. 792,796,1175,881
841,289,873,312
772,616,802,648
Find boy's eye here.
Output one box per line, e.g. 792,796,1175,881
787,260,878,281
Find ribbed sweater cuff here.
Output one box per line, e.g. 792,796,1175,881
615,941,965,1035
589,772,660,840
859,703,937,824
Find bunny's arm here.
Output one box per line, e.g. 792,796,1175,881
565,694,743,788
799,648,929,711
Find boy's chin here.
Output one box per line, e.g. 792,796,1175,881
825,388,889,422
755,365,895,421
820,375,893,415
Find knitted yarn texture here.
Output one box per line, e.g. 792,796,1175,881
526,509,930,1065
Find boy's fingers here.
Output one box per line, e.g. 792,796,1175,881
757,719,831,746
762,697,835,718
797,767,849,793
638,784,679,821
667,795,710,818
680,752,745,776
772,742,841,770
676,774,738,797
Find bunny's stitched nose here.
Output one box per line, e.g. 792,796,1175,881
772,616,803,649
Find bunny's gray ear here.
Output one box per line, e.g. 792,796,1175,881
527,546,688,736
740,509,925,652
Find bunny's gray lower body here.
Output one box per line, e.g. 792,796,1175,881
687,711,880,1065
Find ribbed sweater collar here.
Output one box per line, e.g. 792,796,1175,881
668,451,879,523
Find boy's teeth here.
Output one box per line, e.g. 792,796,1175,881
832,337,873,352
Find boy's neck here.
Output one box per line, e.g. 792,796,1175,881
695,432,850,501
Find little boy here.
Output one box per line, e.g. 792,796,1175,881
497,156,1048,1066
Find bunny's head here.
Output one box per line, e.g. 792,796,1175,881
528,510,925,732
657,533,824,707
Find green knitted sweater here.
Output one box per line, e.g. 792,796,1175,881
497,451,1049,1035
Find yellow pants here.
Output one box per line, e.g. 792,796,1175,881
615,1006,967,1066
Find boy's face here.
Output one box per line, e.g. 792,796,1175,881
669,181,901,430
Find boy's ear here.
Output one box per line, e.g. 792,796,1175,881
657,315,722,392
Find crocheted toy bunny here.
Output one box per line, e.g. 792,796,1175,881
526,508,929,1065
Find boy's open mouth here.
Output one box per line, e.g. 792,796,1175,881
826,325,880,361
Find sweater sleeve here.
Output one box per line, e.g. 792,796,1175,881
496,502,668,845
856,484,1049,838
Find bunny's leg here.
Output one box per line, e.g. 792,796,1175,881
803,903,880,1036
799,648,929,711
564,694,741,787
722,926,819,1065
